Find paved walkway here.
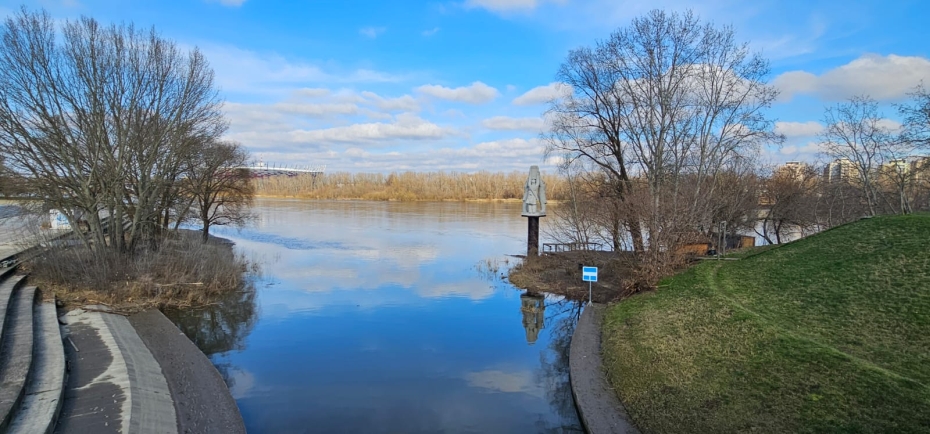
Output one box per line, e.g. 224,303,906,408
58,308,177,434
57,308,246,434
570,303,640,434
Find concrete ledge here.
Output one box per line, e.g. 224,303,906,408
569,303,640,434
8,300,68,434
58,307,177,434
0,285,36,432
128,309,245,434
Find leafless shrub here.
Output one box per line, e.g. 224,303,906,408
25,230,253,310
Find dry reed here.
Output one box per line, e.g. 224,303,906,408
24,230,255,312
253,170,570,201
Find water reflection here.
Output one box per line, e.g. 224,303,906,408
163,281,259,392
537,299,584,433
521,292,546,345
170,199,582,433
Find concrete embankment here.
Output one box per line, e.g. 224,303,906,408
1,211,245,433
57,308,246,434
569,303,640,434
129,310,246,434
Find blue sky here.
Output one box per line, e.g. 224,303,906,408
5,0,930,172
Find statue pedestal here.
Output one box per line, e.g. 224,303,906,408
521,165,546,257
526,216,539,256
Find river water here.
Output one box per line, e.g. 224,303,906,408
165,198,583,433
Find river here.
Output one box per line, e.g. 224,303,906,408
164,198,584,433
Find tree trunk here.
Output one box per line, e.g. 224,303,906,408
628,219,645,252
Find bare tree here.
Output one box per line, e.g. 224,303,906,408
544,9,780,259
819,96,896,216
182,141,253,243
897,84,930,212
899,84,930,149
757,165,818,244
705,158,762,238
0,8,227,252
545,162,603,249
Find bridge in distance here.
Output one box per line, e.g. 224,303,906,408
233,162,326,178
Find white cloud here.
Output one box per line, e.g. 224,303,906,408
774,121,824,138
449,137,545,159
212,0,246,6
422,27,440,37
293,88,331,99
359,27,386,38
876,118,903,133
465,0,540,12
780,141,825,156
481,116,546,132
465,369,543,397
286,113,451,145
241,137,552,172
199,45,403,96
344,147,369,159
360,91,420,112
272,102,360,117
512,82,571,105
416,81,499,104
774,54,930,102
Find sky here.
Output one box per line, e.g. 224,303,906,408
4,0,930,173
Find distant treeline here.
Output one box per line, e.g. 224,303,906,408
253,171,569,201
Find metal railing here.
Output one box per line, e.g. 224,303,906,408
542,242,603,253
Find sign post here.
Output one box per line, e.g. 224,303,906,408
582,266,597,305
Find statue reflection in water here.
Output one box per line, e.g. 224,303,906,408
520,291,546,345
519,292,586,432
521,294,584,434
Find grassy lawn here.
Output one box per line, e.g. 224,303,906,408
601,214,930,433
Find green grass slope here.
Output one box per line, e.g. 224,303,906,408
602,214,930,434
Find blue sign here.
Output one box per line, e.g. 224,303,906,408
582,266,598,282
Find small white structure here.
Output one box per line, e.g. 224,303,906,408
49,209,71,230
521,166,547,217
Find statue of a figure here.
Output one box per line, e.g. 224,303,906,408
522,165,547,217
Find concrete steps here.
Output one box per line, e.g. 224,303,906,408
0,283,36,431
7,301,67,434
0,268,68,434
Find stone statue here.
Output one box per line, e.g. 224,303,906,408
522,165,546,217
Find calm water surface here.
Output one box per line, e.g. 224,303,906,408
166,199,583,433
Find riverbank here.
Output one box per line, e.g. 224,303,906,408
508,251,650,303
251,170,570,201
0,221,245,433
23,229,253,313
600,214,930,433
570,303,640,434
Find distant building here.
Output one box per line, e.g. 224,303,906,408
907,156,928,178
823,158,860,184
881,158,909,175
775,161,811,181
876,156,930,184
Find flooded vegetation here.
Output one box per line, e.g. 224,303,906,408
164,199,583,433
25,230,255,311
